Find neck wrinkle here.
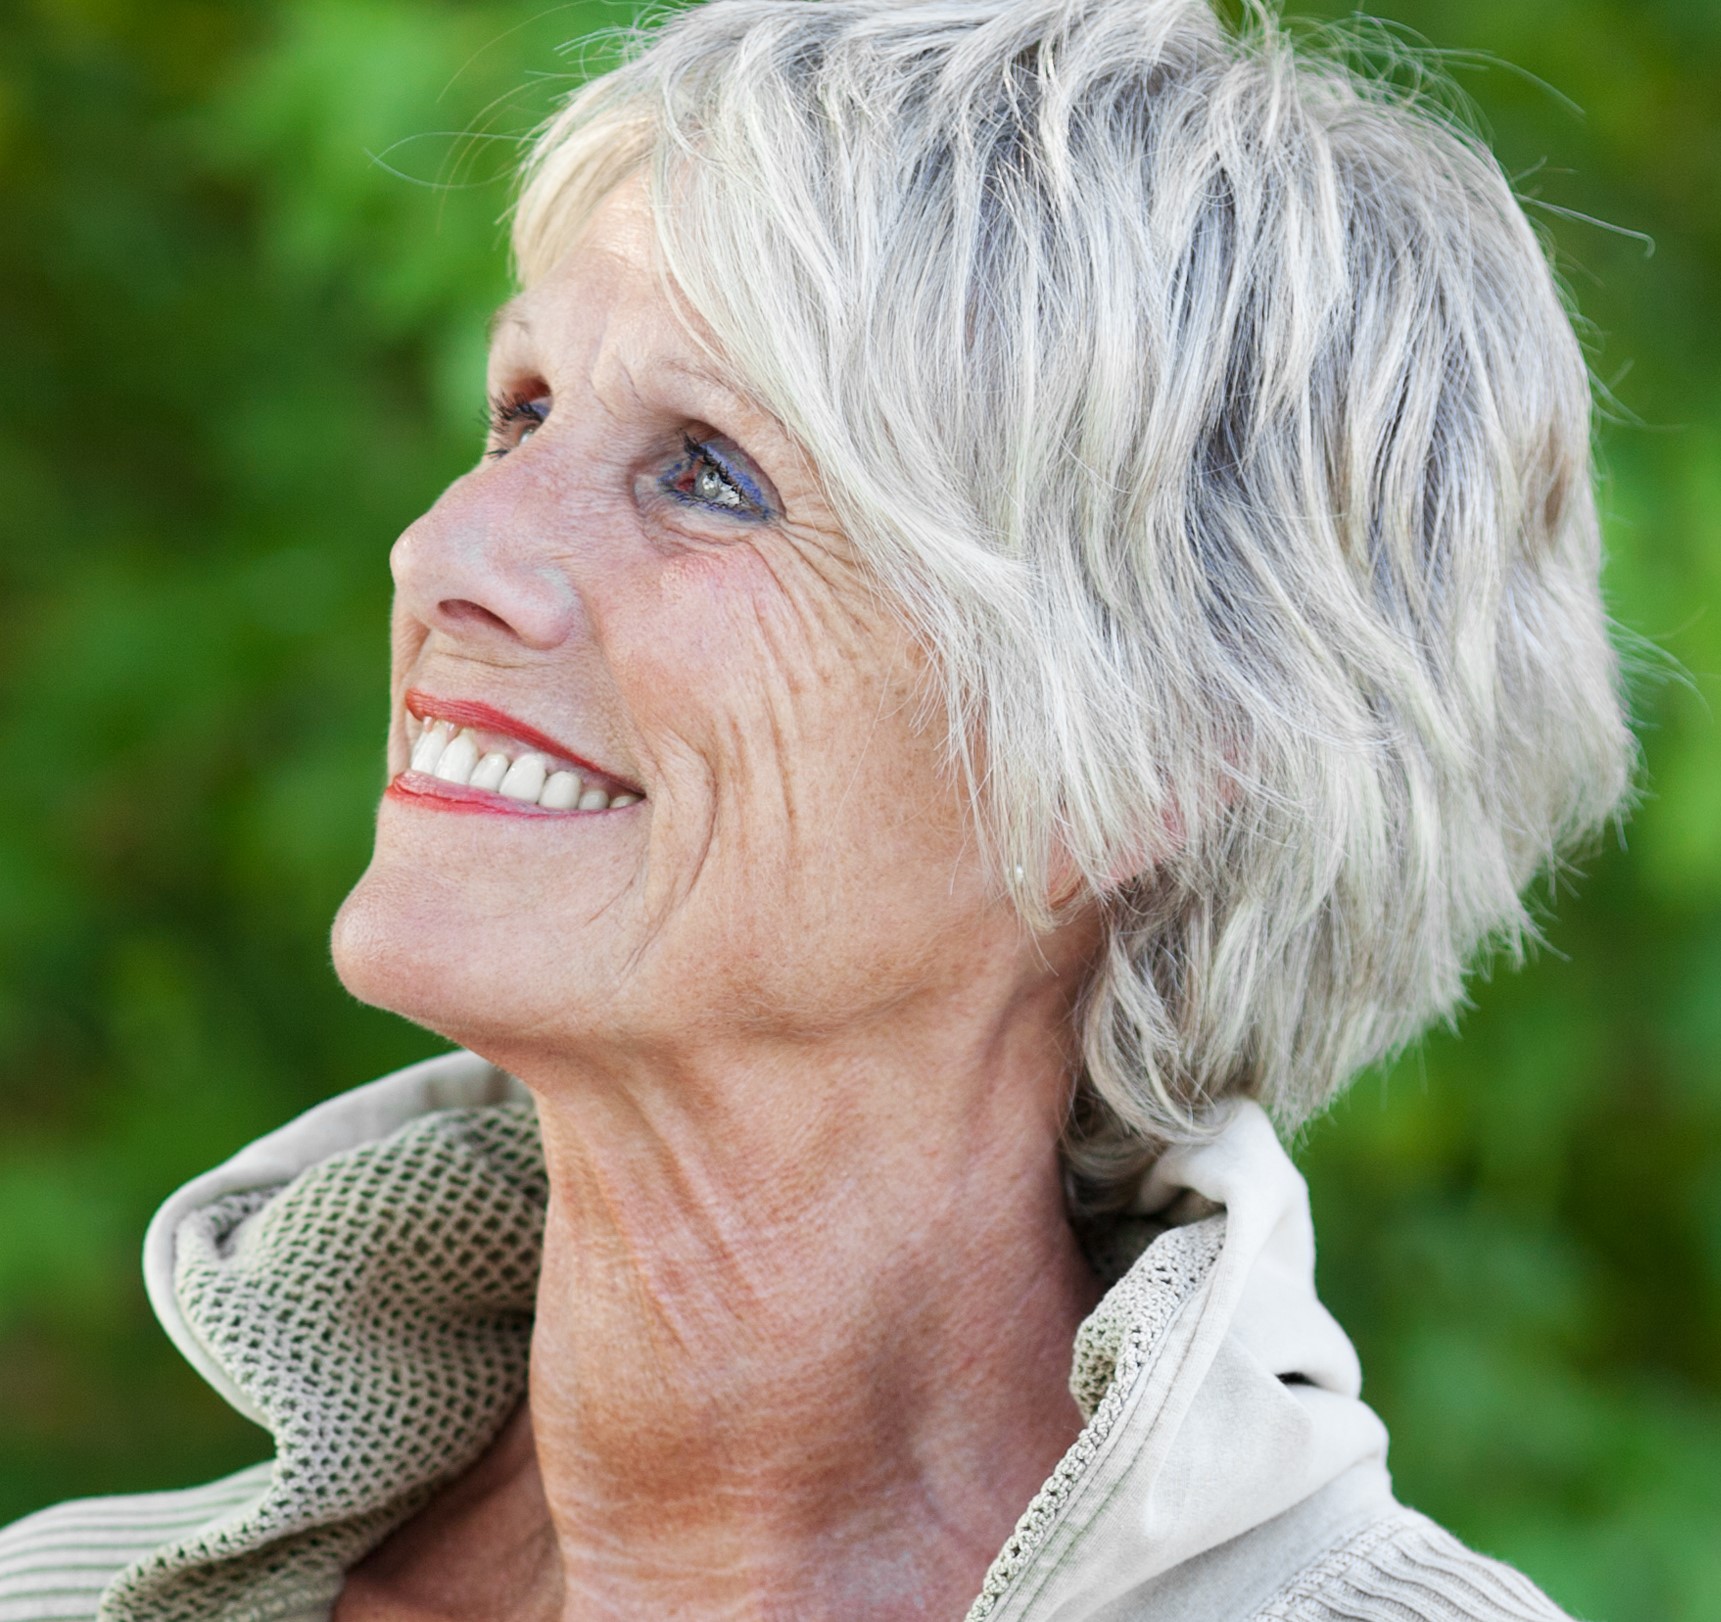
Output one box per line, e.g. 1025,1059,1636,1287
516,1020,1103,1621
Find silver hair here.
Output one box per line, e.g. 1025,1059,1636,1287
512,0,1634,1211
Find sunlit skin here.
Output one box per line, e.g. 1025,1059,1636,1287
329,182,1106,1622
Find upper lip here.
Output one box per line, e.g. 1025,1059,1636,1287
403,688,640,793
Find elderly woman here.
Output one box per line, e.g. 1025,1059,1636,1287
0,0,1632,1618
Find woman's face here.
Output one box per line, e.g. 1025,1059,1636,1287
333,184,1053,1077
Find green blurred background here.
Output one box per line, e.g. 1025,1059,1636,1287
1,0,1717,1614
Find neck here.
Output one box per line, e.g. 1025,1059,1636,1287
502,994,1100,1620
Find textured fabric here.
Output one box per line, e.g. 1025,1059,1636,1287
103,1100,544,1622
0,1053,1585,1622
139,1053,530,1423
1069,1465,1398,1622
1252,1512,1585,1621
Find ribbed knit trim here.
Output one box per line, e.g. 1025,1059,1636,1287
0,1467,270,1622
1252,1510,1582,1622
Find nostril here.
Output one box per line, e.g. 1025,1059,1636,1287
439,599,512,633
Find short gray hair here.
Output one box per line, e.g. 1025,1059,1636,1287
513,0,1634,1210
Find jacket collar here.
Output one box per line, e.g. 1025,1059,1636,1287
122,1051,1388,1622
969,1102,1390,1618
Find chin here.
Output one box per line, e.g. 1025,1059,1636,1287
331,863,535,1052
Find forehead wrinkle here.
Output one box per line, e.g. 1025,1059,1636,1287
587,342,652,425
507,227,783,449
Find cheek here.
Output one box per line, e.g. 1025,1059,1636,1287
602,550,764,748
618,549,967,901
644,546,775,661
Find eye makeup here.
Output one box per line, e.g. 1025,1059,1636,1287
659,433,773,522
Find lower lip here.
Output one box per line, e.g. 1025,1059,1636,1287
385,772,638,818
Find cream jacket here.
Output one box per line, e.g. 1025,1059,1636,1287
0,1051,1582,1621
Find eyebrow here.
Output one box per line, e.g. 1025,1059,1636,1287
651,355,771,427
482,302,777,446
486,299,531,343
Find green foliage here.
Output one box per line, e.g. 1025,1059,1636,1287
0,0,596,1509
0,1,1716,1616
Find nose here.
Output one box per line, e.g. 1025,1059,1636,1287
390,468,585,651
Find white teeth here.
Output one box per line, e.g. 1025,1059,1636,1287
469,751,510,792
432,729,480,785
407,713,639,810
410,721,451,774
539,771,583,810
498,754,548,803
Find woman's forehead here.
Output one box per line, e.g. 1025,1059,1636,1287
495,204,712,378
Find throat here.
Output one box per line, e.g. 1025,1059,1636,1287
503,1100,1100,1621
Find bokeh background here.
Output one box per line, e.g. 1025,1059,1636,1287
1,0,1717,1614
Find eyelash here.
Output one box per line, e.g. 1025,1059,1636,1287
482,394,771,522
481,392,548,457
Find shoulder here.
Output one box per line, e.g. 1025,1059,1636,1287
1252,1509,1586,1622
0,1465,271,1622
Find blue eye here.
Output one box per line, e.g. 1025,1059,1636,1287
661,435,771,521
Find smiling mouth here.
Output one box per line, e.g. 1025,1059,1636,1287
390,691,644,816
